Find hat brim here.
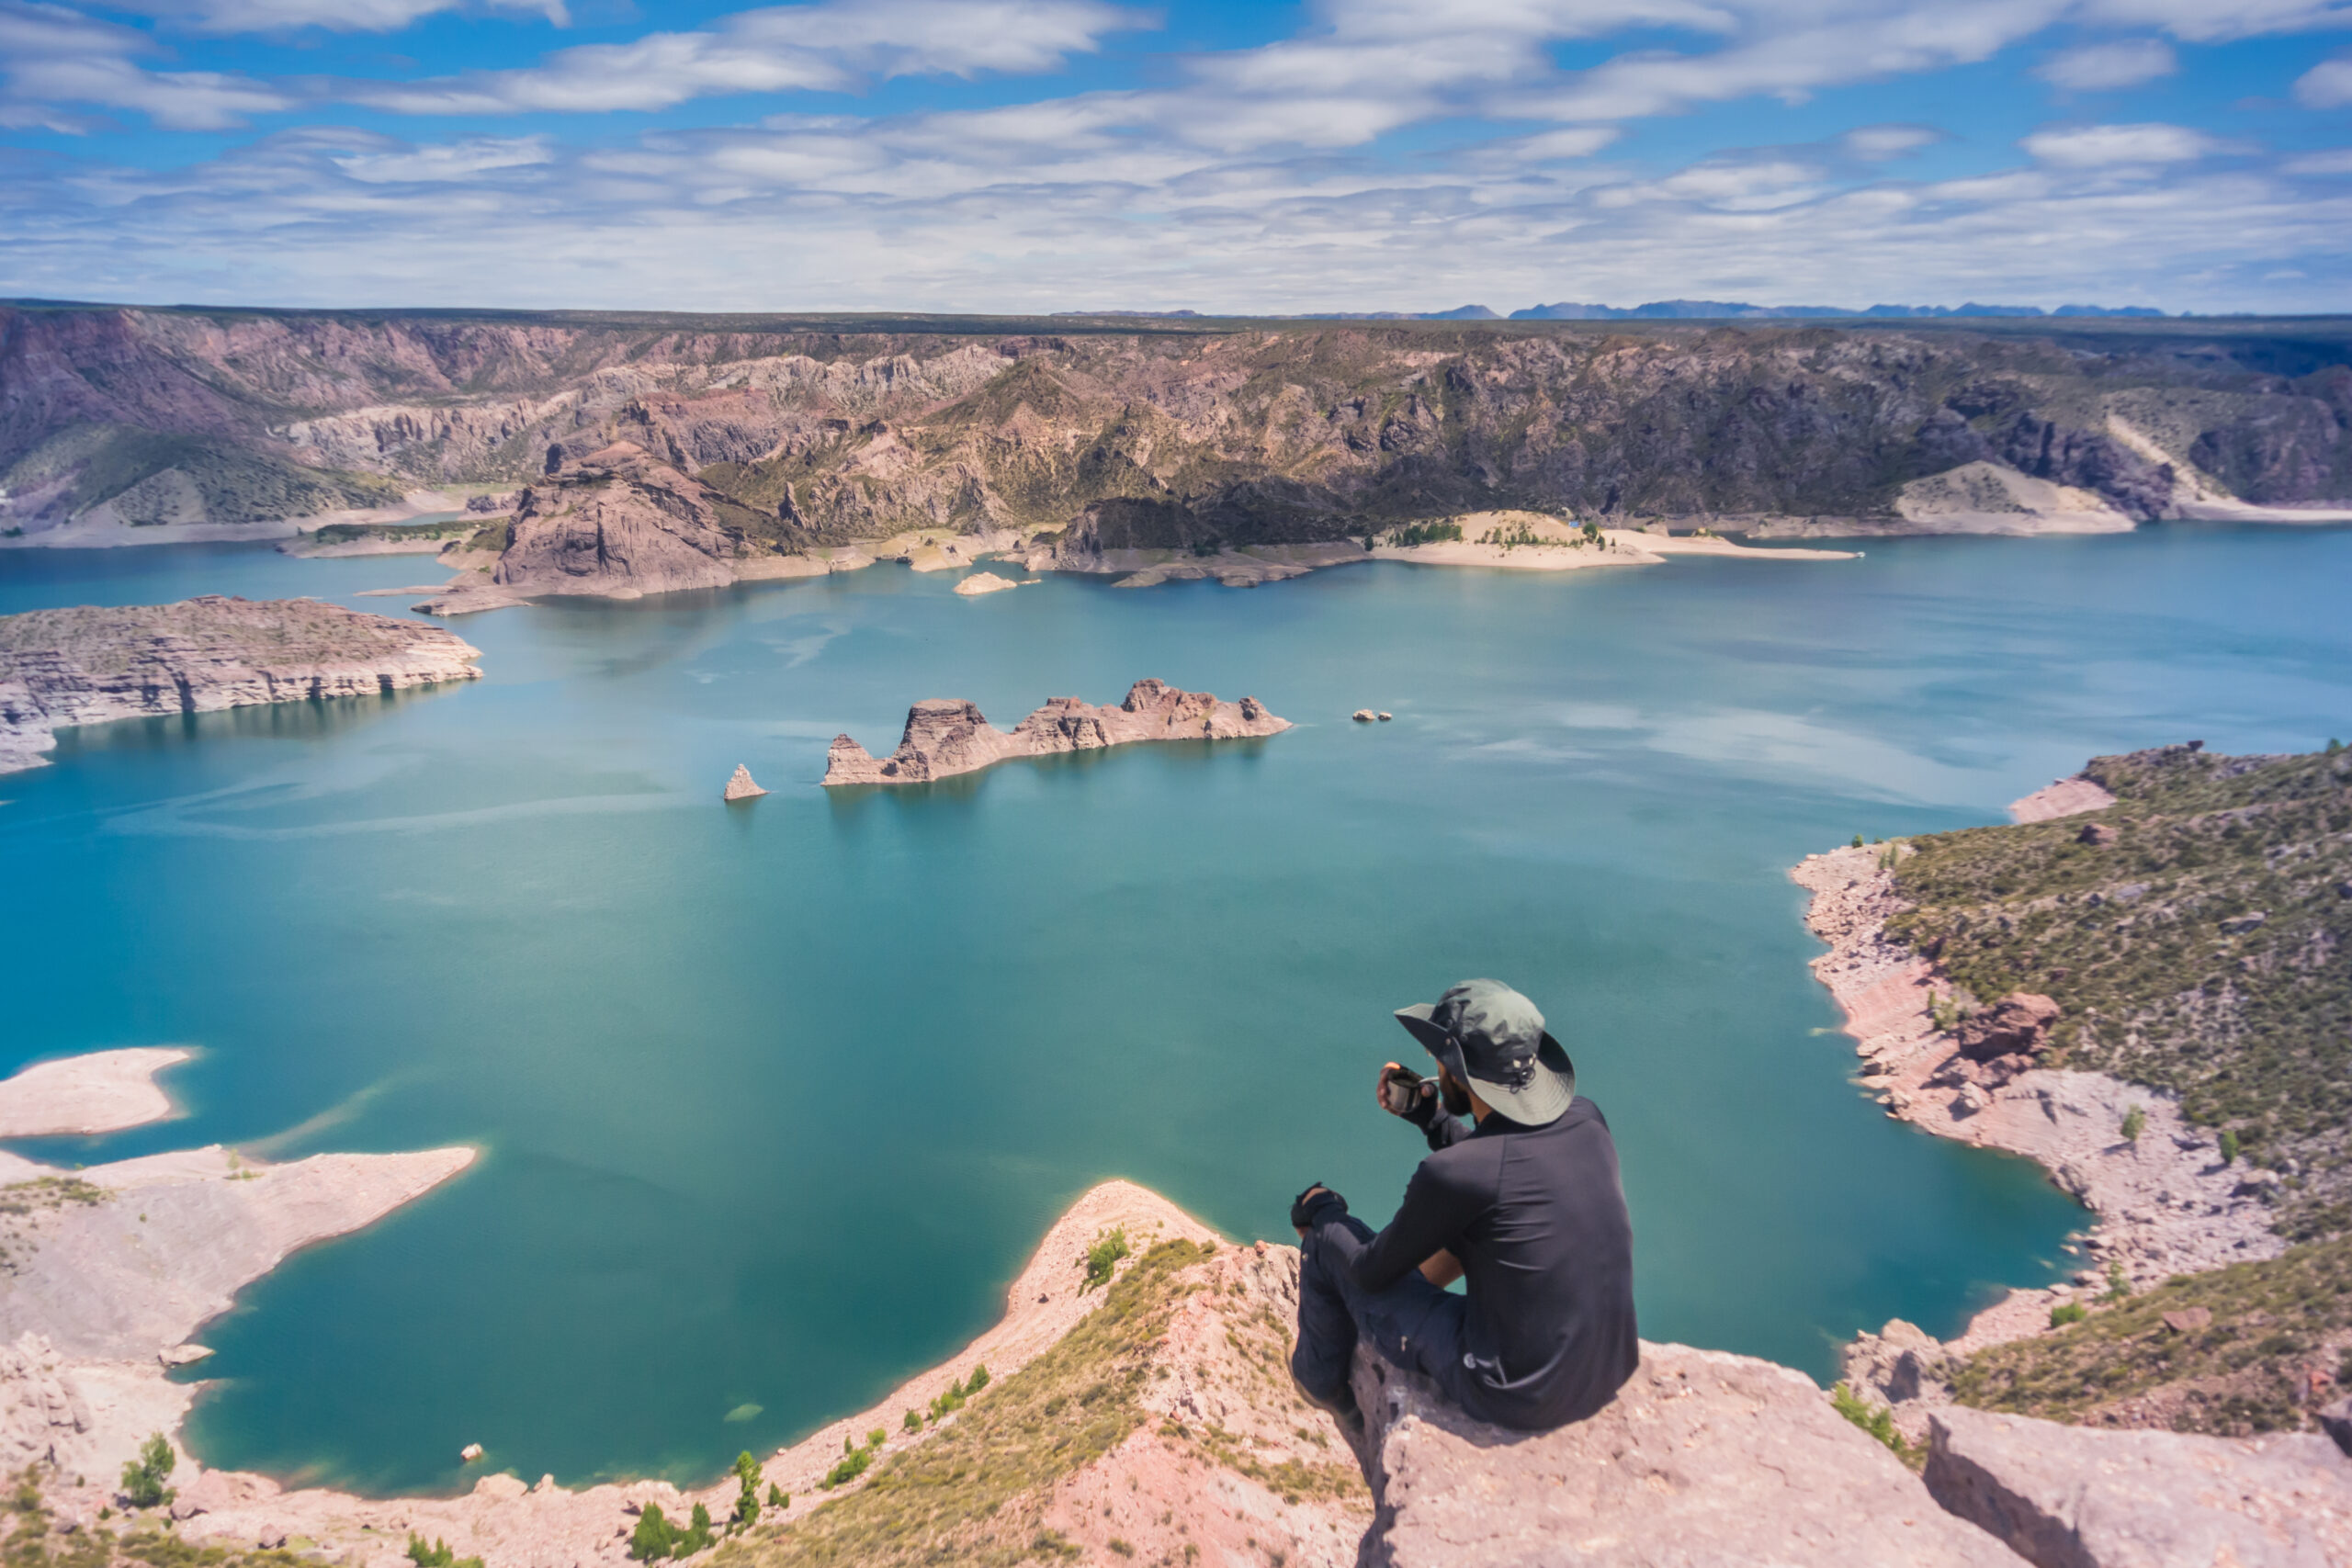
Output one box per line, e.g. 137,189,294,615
1393,1008,1577,1127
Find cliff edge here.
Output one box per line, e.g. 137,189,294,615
0,594,481,773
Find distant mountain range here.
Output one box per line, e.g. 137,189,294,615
1058,301,2170,321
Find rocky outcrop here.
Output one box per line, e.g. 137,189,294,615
822,679,1290,785
952,570,1021,596
2008,774,2121,823
721,764,766,801
489,441,796,600
1350,1340,2029,1566
1924,1406,2352,1567
0,594,481,773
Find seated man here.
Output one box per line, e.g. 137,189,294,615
1290,977,1638,1434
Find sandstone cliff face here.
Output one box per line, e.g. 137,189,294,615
0,594,481,773
822,679,1290,785
7,307,2350,546
490,441,793,599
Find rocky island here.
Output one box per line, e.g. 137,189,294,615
822,679,1289,786
0,595,482,773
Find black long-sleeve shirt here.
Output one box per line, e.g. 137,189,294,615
1310,1096,1638,1429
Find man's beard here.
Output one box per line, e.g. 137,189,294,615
1440,1071,1474,1117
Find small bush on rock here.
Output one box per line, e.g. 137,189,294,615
119,1435,175,1509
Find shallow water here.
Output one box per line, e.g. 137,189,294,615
3,526,2346,1495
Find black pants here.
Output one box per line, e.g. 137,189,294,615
1291,1213,1470,1406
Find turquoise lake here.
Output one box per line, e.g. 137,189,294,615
4,527,2348,1495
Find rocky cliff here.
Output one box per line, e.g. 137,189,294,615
822,679,1289,785
6,307,2349,553
0,594,481,773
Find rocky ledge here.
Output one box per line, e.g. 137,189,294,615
0,595,481,774
822,678,1289,786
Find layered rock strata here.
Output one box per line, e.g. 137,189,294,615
0,594,481,773
822,679,1289,785
10,309,2350,552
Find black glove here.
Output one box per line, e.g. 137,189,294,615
1399,1078,1441,1131
1291,1183,1348,1232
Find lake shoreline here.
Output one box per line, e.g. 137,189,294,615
1789,826,2284,1368
0,1050,1231,1568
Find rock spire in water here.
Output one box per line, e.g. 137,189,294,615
823,679,1289,786
723,764,767,801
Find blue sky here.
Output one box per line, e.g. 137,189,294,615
2,0,2348,312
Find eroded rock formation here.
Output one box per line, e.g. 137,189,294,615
7,308,2350,550
1349,1339,2029,1566
822,679,1289,785
0,595,481,773
1925,1406,2352,1567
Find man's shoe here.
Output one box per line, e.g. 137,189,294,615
1294,1373,1367,1443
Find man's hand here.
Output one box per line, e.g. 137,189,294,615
1377,1063,1436,1125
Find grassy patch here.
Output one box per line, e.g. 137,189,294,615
1830,1382,1922,1471
309,519,479,546
1883,744,2352,1230
718,1240,1214,1568
1951,1235,2352,1434
2,1466,304,1568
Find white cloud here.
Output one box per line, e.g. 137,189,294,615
2079,0,2352,42
1843,123,1942,158
2035,37,2177,89
350,0,1141,116
2021,120,2222,164
2296,53,2352,106
98,0,566,33
2284,146,2352,172
332,134,555,182
0,1,292,130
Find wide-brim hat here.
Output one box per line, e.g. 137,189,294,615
1395,977,1577,1126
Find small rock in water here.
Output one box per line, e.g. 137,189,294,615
1351,709,1375,722
1377,711,1393,721
460,1443,484,1462
723,764,768,802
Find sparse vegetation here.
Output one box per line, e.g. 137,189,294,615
730,1453,763,1532
2049,1302,2087,1326
1883,744,2352,1232
710,1239,1218,1568
1829,1382,1921,1470
2120,1104,2145,1144
1385,521,1462,547
1953,1235,2352,1434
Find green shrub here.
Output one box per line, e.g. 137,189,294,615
1850,833,1865,849
630,1505,679,1561
2103,1261,2132,1303
2120,1105,2145,1143
1082,1228,1131,1292
821,1448,874,1489
731,1451,763,1531
407,1535,484,1568
1829,1382,1920,1470
967,1365,989,1393
766,1483,788,1510
902,1410,922,1432
1387,521,1463,547
2220,1130,2241,1165
119,1434,176,1509
683,1503,714,1554
2049,1302,2087,1326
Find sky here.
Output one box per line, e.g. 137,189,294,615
1,0,2349,313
